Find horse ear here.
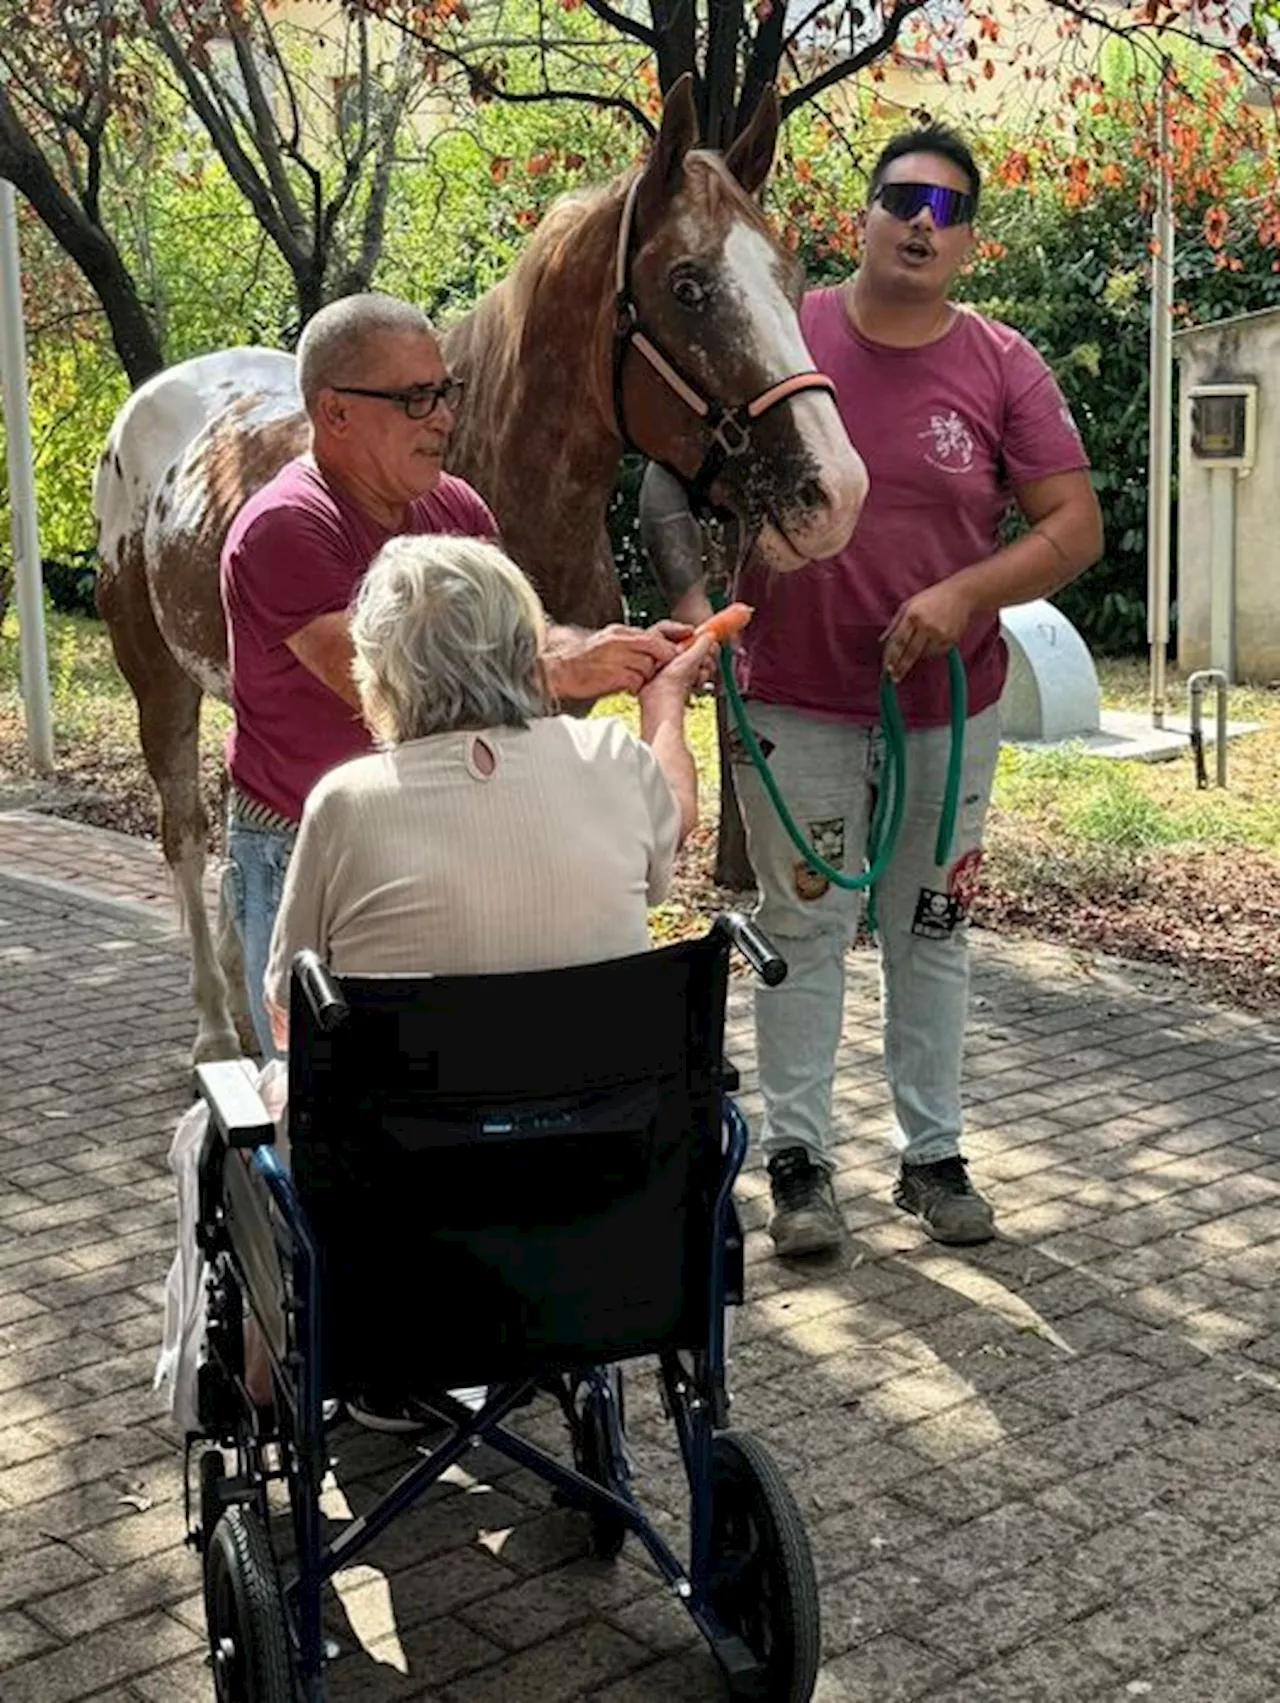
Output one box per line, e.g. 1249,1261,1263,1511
724,85,780,196
636,72,701,220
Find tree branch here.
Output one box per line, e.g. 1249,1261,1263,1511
781,0,934,116
579,0,657,48
143,2,305,270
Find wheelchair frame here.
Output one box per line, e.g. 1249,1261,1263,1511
188,913,820,1703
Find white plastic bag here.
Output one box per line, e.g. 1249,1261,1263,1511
154,1059,287,1432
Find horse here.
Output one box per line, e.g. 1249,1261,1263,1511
91,74,868,1064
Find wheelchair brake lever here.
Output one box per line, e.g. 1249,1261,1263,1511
294,949,350,1030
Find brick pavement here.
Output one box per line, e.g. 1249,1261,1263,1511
3,811,1280,1700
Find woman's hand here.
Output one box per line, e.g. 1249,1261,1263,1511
638,631,718,713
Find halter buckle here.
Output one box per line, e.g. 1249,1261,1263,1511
708,409,751,459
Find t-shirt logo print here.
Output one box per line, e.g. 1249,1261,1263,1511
919,409,975,473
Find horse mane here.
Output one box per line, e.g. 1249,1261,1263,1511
442,151,773,458
443,180,623,430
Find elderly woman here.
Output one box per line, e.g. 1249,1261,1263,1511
161,535,713,1436
263,532,712,1052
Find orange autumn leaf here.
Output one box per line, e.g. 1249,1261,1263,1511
1203,204,1229,249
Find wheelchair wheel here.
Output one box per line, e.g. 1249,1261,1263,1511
707,1432,820,1703
577,1380,628,1561
204,1504,294,1703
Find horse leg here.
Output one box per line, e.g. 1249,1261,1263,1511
99,561,240,1063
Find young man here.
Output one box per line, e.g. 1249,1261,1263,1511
223,292,694,1057
668,126,1103,1253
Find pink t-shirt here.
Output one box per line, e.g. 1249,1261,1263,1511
736,289,1090,727
222,459,498,822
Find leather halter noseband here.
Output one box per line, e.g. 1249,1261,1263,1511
612,173,837,515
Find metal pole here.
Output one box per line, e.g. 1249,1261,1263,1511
0,179,54,773
1146,64,1174,730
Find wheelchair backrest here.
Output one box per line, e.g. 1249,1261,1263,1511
286,932,732,1393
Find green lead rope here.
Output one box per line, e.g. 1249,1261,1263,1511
713,612,968,903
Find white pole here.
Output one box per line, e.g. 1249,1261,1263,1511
0,178,54,773
1146,65,1174,730
1208,465,1236,680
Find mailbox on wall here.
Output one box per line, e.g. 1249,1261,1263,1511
1189,383,1257,471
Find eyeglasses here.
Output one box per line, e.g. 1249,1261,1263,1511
332,377,465,420
873,182,975,228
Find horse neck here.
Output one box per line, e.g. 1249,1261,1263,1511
444,192,626,625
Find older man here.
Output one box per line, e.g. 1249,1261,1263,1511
223,291,692,1057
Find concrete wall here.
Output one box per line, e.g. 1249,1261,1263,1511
1176,311,1280,683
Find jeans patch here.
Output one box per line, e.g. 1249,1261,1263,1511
807,817,846,868
947,847,984,915
794,862,830,902
727,724,775,765
912,887,962,939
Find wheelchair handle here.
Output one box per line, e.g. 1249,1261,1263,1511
718,911,787,987
294,949,350,1031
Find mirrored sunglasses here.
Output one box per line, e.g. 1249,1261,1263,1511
873,182,975,228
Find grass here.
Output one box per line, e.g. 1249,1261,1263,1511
992,665,1280,857
3,604,1279,862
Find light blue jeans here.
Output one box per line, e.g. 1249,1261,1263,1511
223,821,296,1061
732,702,1001,1172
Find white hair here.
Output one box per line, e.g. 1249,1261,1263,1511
351,535,551,742
296,293,436,409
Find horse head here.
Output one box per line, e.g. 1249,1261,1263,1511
615,75,867,571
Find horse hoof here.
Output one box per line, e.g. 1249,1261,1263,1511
192,1029,245,1066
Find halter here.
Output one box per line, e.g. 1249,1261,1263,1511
612,175,838,515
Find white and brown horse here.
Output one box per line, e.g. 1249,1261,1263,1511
92,76,867,1062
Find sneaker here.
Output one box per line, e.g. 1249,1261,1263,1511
344,1393,445,1435
766,1148,844,1257
894,1156,995,1245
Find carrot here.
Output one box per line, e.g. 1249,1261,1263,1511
683,602,754,647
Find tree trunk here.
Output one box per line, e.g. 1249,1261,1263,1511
0,105,165,385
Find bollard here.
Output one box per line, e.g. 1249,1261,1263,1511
1187,669,1229,789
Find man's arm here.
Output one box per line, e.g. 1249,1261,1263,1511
881,470,1103,683
285,611,363,710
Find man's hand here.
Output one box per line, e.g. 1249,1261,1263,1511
543,619,695,700
881,578,976,683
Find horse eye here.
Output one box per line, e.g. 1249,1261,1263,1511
669,267,709,310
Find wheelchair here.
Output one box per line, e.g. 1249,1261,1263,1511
189,913,821,1702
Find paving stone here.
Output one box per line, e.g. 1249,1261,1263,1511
821,1557,956,1655
441,1621,646,1701
0,1610,199,1703
1102,1646,1276,1702
926,1632,1122,1701
1202,1599,1280,1679
1072,1558,1243,1673
815,1631,959,1701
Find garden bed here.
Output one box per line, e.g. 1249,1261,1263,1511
3,615,1278,1015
